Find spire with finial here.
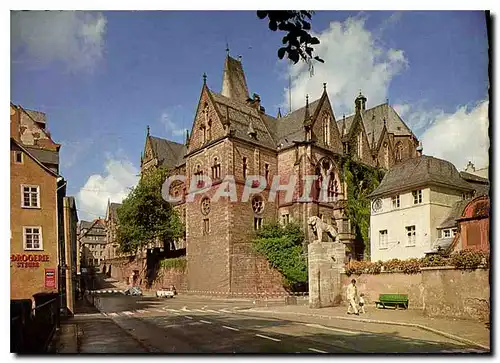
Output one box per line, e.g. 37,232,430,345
226,42,230,56
383,117,387,128
341,114,346,136
185,129,190,146
323,82,327,92
147,125,150,136
303,95,311,127
277,107,282,119
203,72,207,85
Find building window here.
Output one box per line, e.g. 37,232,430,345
211,157,221,180
412,190,423,204
443,229,451,238
194,165,203,183
22,185,40,208
342,219,350,234
24,227,42,250
357,133,363,158
281,213,290,225
264,163,270,181
452,228,457,237
395,142,403,162
392,195,400,208
252,195,264,214
327,177,338,200
203,218,210,235
379,230,388,249
254,217,263,230
323,116,331,146
14,151,23,164
201,197,211,215
207,121,212,141
406,226,416,246
243,157,247,179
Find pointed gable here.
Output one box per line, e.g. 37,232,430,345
309,89,342,153
221,56,250,103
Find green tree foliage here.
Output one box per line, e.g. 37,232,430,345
342,157,385,258
116,168,185,254
252,222,307,288
257,11,324,65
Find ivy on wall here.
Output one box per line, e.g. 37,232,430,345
341,156,385,259
159,257,187,272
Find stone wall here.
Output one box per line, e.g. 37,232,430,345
421,267,490,321
339,267,490,321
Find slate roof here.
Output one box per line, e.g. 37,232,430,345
149,136,187,168
208,90,277,149
24,146,59,166
25,109,46,125
276,99,321,148
79,219,106,236
437,200,470,229
107,202,122,221
459,171,490,197
368,155,475,198
221,56,250,103
337,103,413,148
429,237,455,253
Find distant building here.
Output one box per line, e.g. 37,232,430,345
368,155,475,261
464,161,489,180
78,219,107,269
63,196,79,314
104,201,122,261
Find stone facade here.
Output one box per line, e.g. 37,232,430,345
132,54,419,295
78,219,107,269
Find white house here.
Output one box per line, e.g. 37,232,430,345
368,155,475,262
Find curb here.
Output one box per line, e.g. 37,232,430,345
237,309,490,351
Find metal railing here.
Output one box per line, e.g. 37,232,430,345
10,296,60,354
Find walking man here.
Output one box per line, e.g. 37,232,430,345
347,279,359,315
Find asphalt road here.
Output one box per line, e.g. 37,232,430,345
81,294,486,354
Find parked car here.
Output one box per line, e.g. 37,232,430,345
156,285,177,298
124,286,143,296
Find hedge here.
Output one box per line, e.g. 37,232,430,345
345,249,489,276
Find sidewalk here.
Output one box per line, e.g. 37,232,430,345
239,304,490,350
51,298,148,353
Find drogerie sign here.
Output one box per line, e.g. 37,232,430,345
10,254,50,268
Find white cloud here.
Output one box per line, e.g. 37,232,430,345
76,158,139,221
11,11,107,71
416,100,489,170
160,111,188,140
282,17,408,116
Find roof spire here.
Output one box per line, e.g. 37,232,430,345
341,114,346,136
147,125,150,136
303,95,312,127
185,129,190,146
203,72,207,85
277,107,282,119
226,42,230,56
383,117,387,128
323,82,327,92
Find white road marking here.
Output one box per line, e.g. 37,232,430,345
205,309,220,313
181,306,190,311
308,348,328,353
199,320,212,324
109,312,119,317
154,309,164,312
137,309,147,313
193,309,205,313
219,309,231,313
102,312,108,316
123,311,134,315
303,323,361,335
166,308,180,313
222,325,240,331
255,334,281,342
185,316,193,320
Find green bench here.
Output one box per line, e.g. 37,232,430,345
375,294,409,309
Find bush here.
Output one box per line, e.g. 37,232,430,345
450,249,489,269
160,257,187,271
420,254,448,267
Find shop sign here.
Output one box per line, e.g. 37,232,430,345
11,254,50,268
44,268,56,288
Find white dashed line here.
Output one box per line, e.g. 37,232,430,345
308,348,327,353
122,311,134,315
185,316,193,320
199,320,212,324
219,309,231,313
205,309,220,313
255,334,281,342
303,323,361,335
109,312,118,317
222,325,240,331
193,309,205,313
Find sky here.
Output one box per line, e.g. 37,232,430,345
10,10,490,221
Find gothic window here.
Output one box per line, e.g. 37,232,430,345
327,177,338,200
395,142,403,162
207,120,212,141
243,157,248,179
201,197,211,215
252,195,264,214
211,157,221,180
357,132,363,159
194,165,203,183
264,163,270,181
253,217,263,230
384,142,389,168
323,115,331,146
201,125,207,144
203,218,210,235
